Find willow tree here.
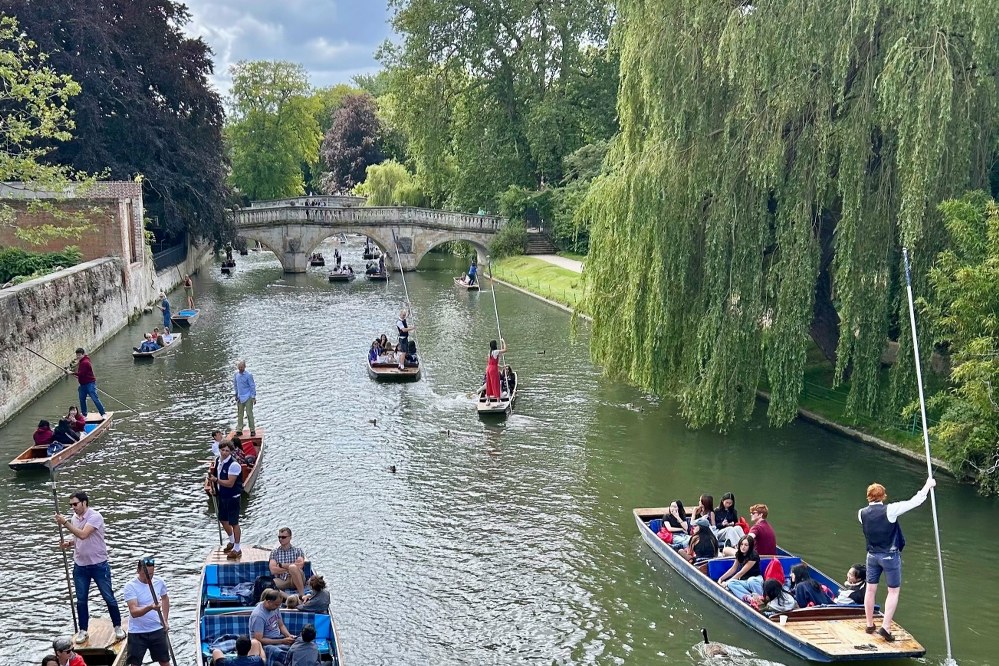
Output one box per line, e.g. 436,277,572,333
581,1,999,429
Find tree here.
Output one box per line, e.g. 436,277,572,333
227,60,320,201
320,93,384,193
579,1,999,430
0,16,95,244
354,160,423,206
922,192,999,494
3,0,231,244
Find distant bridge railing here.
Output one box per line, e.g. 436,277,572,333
248,195,366,210
235,205,506,233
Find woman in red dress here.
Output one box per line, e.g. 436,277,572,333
485,338,507,401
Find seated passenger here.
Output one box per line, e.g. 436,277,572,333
347,265,354,275
744,503,778,556
242,437,257,466
379,334,390,350
504,365,515,392
66,406,87,432
297,575,331,614
52,418,82,445
34,420,55,447
369,340,380,364
661,500,691,548
138,333,161,353
692,494,715,527
682,518,718,562
790,564,833,608
162,327,174,344
760,578,797,613
719,535,764,598
833,564,867,605
210,634,265,666
714,492,745,548
405,340,418,365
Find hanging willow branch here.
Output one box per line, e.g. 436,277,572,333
581,0,999,429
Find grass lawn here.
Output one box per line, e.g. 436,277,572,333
491,255,586,312
558,251,588,263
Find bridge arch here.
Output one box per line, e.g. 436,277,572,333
412,238,489,270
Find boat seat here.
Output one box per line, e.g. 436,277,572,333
203,561,313,604
648,519,663,533
707,556,802,582
200,611,333,657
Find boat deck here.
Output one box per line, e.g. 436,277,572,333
784,616,922,656
205,544,272,563
73,618,128,666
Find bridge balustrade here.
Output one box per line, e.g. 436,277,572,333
235,205,505,232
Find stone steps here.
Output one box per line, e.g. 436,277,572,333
525,231,557,255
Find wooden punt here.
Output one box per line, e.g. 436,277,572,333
453,276,480,291
171,308,200,327
368,358,421,381
328,271,356,282
205,428,266,493
74,617,128,666
633,508,925,662
310,257,326,266
221,265,233,274
477,372,517,416
194,545,343,666
8,413,114,472
362,250,380,260
132,333,182,359
365,271,389,282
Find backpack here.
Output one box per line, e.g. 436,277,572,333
763,558,786,586
251,574,276,604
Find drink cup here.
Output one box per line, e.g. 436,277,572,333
778,615,788,627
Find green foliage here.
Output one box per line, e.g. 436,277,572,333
320,93,385,192
0,246,82,284
226,61,320,201
0,16,97,242
355,159,425,206
922,192,999,494
580,0,999,431
489,219,528,258
499,186,555,226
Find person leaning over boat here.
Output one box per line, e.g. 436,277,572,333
210,634,266,666
270,527,307,597
234,360,257,436
55,491,125,644
859,477,936,642
71,348,106,420
123,557,170,666
249,589,296,665
210,441,244,560
51,638,86,666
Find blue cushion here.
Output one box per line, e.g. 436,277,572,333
200,611,333,656
648,519,663,534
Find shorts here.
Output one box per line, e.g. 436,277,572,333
217,496,240,525
866,550,902,588
127,629,170,665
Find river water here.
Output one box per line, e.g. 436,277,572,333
1,240,996,665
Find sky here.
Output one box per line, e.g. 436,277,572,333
180,0,394,96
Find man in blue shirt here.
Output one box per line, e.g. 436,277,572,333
234,360,257,436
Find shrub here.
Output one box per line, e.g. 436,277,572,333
0,246,82,284
489,219,528,258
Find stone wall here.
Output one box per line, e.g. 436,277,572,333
0,244,210,426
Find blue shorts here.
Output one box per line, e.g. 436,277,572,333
866,551,902,588
217,496,240,525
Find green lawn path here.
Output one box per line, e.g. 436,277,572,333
491,255,586,312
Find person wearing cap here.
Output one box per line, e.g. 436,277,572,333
71,348,106,419
209,441,244,559
55,491,124,644
51,638,86,666
123,558,170,666
682,517,719,562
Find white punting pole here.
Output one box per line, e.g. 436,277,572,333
902,247,956,665
487,258,504,346
392,231,420,369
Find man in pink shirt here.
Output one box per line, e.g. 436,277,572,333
56,491,124,644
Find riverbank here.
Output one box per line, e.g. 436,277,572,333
491,255,586,313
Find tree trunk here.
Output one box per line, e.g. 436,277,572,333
810,211,839,363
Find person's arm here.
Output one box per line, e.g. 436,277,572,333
269,555,284,577
57,514,97,540
234,375,239,400
160,591,170,632
276,615,295,642
248,373,256,399
126,594,160,618
718,560,739,584
886,478,936,522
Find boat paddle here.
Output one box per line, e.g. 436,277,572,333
50,469,79,635
139,559,179,666
21,344,140,413
902,248,957,666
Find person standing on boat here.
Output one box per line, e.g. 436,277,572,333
183,274,195,309
484,339,507,402
467,260,477,285
55,491,125,644
123,557,170,666
859,477,936,641
234,360,257,437
156,292,171,330
210,441,244,560
396,310,415,369
378,254,385,274
71,348,106,421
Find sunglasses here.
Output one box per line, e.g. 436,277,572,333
278,534,290,540
69,501,80,507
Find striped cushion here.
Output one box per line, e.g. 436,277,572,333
200,611,332,655
204,561,313,603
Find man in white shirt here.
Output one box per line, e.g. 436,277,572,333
123,557,170,666
209,429,224,457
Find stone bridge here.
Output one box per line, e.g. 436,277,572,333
234,196,506,273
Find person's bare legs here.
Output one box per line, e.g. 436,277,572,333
864,581,878,628
881,586,900,632
286,563,306,596
249,638,265,660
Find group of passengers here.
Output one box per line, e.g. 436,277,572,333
365,255,386,275
369,334,418,369
309,252,324,262
481,364,516,398
134,327,174,353
330,263,354,276
656,493,866,616
33,406,89,456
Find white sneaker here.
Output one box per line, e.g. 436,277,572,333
73,630,88,644
114,626,126,640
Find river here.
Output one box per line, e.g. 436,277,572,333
1,239,996,665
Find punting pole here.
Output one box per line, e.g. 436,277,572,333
208,481,224,546
487,258,505,363
391,230,422,372
902,248,956,665
21,345,140,412
50,470,79,633
139,560,178,666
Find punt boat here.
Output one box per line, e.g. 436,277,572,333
8,413,114,472
453,276,480,291
204,428,266,493
367,358,421,382
310,255,326,266
633,507,925,662
195,545,343,666
364,271,389,282
328,271,356,283
171,308,201,327
477,372,518,417
133,332,182,359
362,249,380,260
74,617,128,666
